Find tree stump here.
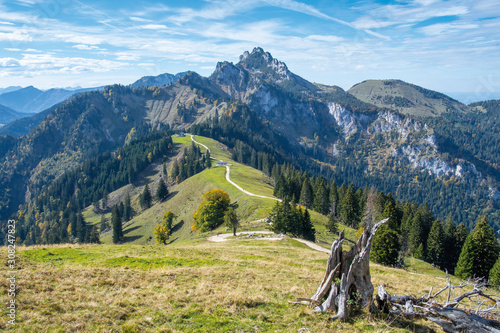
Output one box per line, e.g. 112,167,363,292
294,218,388,321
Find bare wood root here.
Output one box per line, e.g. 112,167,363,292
377,275,500,332
294,218,389,321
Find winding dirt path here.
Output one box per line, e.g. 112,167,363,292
190,134,279,201
190,135,328,254
207,231,330,254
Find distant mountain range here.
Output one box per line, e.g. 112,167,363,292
0,47,498,232
130,71,192,88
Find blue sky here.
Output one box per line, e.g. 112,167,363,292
0,0,499,102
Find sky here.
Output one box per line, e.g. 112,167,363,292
0,0,499,103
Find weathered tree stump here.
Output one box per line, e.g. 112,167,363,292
293,218,389,321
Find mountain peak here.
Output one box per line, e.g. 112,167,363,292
236,47,291,83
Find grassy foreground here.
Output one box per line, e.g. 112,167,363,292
0,239,445,332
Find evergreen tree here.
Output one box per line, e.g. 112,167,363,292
340,184,359,228
426,219,446,270
89,225,100,244
101,189,109,210
123,193,132,221
205,151,212,169
140,184,152,209
299,179,314,209
224,207,239,236
76,213,86,243
112,205,123,244
455,216,500,279
489,256,500,285
327,213,338,234
171,160,180,182
313,181,329,215
371,224,400,266
300,208,316,241
100,214,109,232
382,200,400,231
156,178,169,202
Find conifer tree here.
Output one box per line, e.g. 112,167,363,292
313,181,329,215
371,224,400,266
156,178,169,202
224,207,239,236
300,208,315,241
489,256,500,285
426,219,446,269
112,205,123,244
455,216,499,279
89,225,100,244
140,184,152,209
100,214,109,232
171,160,180,182
123,193,132,221
327,213,338,234
299,179,314,209
382,200,400,231
101,189,109,210
205,151,212,169
340,184,359,228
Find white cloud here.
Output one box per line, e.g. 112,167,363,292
72,44,101,50
0,30,32,41
306,35,344,43
136,24,168,30
0,21,14,25
352,1,469,30
130,16,152,23
116,52,140,61
56,34,104,45
419,22,479,36
0,57,20,67
5,47,21,51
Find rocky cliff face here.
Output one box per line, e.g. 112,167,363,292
328,102,480,180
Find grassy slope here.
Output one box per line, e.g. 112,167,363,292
82,134,347,246
348,79,467,117
4,240,449,332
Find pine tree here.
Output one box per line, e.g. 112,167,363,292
76,213,86,243
313,181,329,215
100,214,109,232
89,225,100,244
426,219,446,270
327,213,338,234
156,178,169,202
205,151,212,169
489,256,500,285
112,205,123,244
140,184,152,209
340,184,359,228
224,207,239,236
371,224,400,266
455,216,500,279
101,189,109,210
382,200,400,231
299,179,314,209
123,193,132,221
300,208,315,241
454,233,476,279
171,160,180,182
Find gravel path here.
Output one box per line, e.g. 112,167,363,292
207,230,330,254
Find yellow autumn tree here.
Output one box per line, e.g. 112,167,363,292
193,189,230,232
154,211,176,245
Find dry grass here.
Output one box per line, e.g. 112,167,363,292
0,240,445,332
